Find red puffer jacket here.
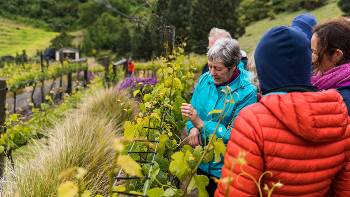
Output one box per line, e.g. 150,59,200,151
215,90,350,197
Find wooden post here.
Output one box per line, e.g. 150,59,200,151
0,79,6,131
83,67,89,88
0,80,6,177
98,56,110,88
112,64,117,83
59,51,64,99
13,91,16,113
40,52,45,103
31,84,37,107
67,72,72,94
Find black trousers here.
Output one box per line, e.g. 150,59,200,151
197,168,218,197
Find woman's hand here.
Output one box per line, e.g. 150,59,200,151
181,103,203,129
188,127,202,147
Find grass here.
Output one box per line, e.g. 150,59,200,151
0,17,57,57
1,88,137,196
238,1,344,53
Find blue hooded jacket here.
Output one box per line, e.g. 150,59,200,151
291,13,317,41
186,62,257,177
254,26,314,95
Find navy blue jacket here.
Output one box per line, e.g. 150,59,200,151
338,86,350,115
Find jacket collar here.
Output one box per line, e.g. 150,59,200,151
207,64,252,92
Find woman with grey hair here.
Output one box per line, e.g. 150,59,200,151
202,27,232,74
181,38,257,195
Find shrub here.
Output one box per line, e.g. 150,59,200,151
338,0,350,15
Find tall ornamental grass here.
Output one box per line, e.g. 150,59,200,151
1,88,137,196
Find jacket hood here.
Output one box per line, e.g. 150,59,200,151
291,13,317,40
254,26,313,95
260,89,348,142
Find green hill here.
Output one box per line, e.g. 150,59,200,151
239,1,344,53
0,17,57,57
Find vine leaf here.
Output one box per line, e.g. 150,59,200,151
123,121,135,139
187,175,209,197
213,137,226,163
148,187,164,197
117,155,143,177
133,89,141,97
169,152,190,181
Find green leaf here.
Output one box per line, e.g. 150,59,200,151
143,93,151,102
187,175,209,197
0,146,4,154
57,181,79,197
117,155,143,177
202,149,214,163
208,109,223,115
123,121,135,139
147,188,164,197
169,152,190,181
184,150,196,169
150,112,161,121
164,188,182,197
112,185,126,192
158,134,169,155
133,89,141,97
213,138,226,163
193,146,203,161
195,175,209,197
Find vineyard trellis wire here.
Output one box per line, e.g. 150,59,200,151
113,123,160,196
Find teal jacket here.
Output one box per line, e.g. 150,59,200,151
186,64,257,178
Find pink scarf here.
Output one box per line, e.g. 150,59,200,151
311,63,350,90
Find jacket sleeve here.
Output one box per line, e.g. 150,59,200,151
215,106,264,197
202,88,257,143
329,136,350,197
186,75,204,134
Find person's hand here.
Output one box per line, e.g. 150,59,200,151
181,103,203,129
188,127,202,147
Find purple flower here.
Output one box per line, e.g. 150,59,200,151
118,77,158,90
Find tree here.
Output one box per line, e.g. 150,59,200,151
85,13,120,52
166,0,192,43
338,0,350,16
132,25,153,60
190,0,244,54
117,27,132,56
239,0,272,26
50,32,73,49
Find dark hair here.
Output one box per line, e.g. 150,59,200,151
313,18,350,67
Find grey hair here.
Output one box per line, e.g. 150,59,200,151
208,27,231,39
207,38,241,69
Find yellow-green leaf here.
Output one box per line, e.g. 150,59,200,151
187,175,209,197
213,138,226,163
147,187,165,197
112,185,126,192
117,155,143,177
133,89,141,97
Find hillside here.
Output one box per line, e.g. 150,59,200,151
0,17,57,57
239,1,344,53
